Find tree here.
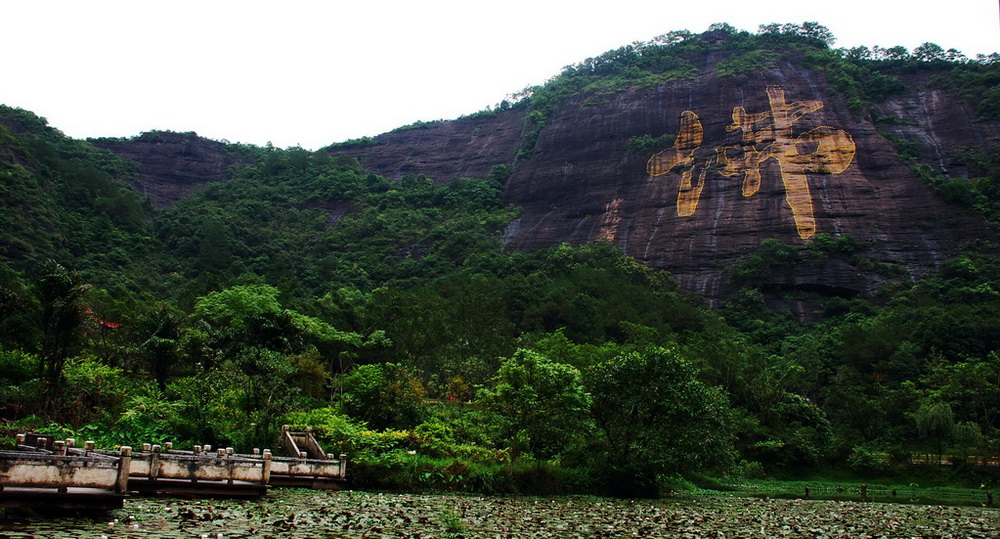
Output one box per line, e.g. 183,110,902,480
913,42,947,62
0,262,33,350
129,304,183,390
478,349,591,473
193,283,362,359
587,347,735,497
197,219,232,271
231,348,300,449
33,261,91,391
338,362,426,430
876,45,911,61
914,401,955,463
706,22,737,36
922,353,1000,431
193,284,284,329
844,46,873,60
800,22,835,46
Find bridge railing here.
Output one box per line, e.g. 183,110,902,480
0,445,131,494
9,433,348,492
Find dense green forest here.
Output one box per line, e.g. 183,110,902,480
2,23,999,497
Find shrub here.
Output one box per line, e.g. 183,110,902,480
848,444,890,473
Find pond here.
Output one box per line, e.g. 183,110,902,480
2,489,997,538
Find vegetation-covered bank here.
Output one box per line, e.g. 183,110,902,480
3,22,1000,499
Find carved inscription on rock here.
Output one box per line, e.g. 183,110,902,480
646,86,856,239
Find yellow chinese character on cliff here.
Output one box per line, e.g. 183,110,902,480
646,86,856,239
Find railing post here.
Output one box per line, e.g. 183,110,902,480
116,446,132,494
262,449,272,485
54,440,68,492
339,454,348,478
216,448,232,484
150,444,162,480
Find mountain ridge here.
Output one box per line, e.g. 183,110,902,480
9,24,1000,310
328,33,1000,308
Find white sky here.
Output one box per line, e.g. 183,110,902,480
3,0,998,150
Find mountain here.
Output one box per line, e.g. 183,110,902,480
10,24,1000,310
328,31,1000,309
94,131,246,209
4,24,1000,486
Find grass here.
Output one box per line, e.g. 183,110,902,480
439,508,467,534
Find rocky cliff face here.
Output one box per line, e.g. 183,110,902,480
94,132,243,209
99,52,1000,308
334,113,525,183
335,58,1000,307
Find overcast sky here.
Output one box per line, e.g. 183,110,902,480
4,1,998,150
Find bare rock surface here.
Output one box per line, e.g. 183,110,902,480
94,132,244,209
97,54,1000,305
339,61,1000,305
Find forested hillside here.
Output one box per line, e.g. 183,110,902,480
1,23,999,496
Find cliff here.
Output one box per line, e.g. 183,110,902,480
332,54,1000,307
95,39,1000,308
93,131,244,209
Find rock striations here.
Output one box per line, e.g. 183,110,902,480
334,62,998,305
94,131,245,209
102,51,1000,307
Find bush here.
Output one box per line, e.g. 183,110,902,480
338,363,426,430
0,349,38,385
848,445,891,473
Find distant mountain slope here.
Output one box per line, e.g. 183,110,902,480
331,26,1000,306
92,131,246,209
0,106,152,279
18,24,998,308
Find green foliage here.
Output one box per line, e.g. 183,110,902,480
33,260,92,390
338,363,426,430
0,349,38,385
194,284,283,327
913,401,955,462
515,111,547,159
922,353,1000,431
0,106,152,282
3,26,1000,495
728,238,801,285
716,50,777,78
161,351,304,451
478,349,591,468
745,394,834,467
626,133,675,155
807,233,859,259
587,347,736,496
100,390,186,447
322,136,381,151
975,86,1000,120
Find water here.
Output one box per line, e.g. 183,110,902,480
2,489,998,537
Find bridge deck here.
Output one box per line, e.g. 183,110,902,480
2,433,347,507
